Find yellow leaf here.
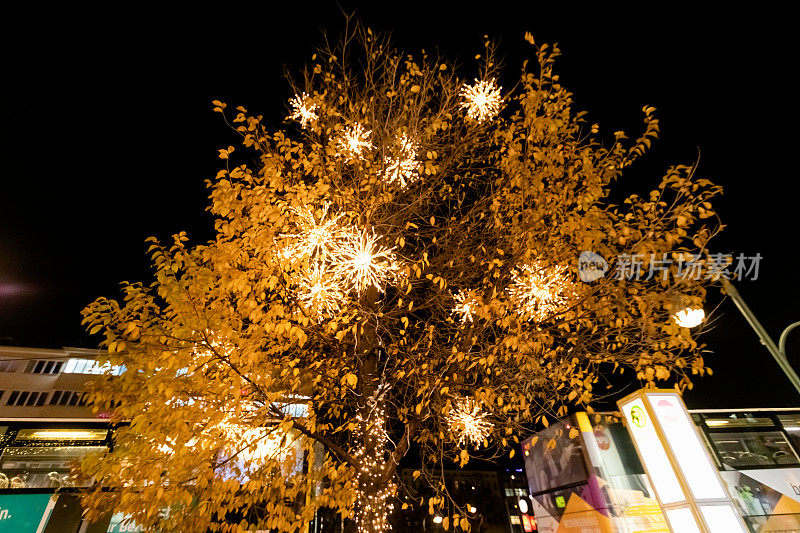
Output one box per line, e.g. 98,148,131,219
344,373,358,388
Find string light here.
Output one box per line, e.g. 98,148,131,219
508,262,573,322
446,397,493,447
452,290,479,323
289,92,318,128
460,78,502,122
352,396,394,533
382,133,419,189
333,228,399,294
338,123,373,161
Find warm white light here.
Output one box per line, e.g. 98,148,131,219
452,290,478,323
289,92,318,128
338,123,373,161
508,262,573,322
382,133,419,189
433,515,443,524
282,204,342,262
447,397,493,447
297,262,344,319
468,505,477,513
673,307,705,328
333,228,399,294
460,78,502,122
518,498,529,514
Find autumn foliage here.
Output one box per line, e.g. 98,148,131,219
80,28,722,532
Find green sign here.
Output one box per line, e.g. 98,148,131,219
0,493,54,532
555,495,566,508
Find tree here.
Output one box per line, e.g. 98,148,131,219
80,26,722,533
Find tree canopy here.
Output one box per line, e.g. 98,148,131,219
80,27,722,533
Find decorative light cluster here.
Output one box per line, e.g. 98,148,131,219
289,92,318,129
333,228,399,294
352,399,395,533
446,397,493,447
280,206,401,318
508,262,573,322
282,205,341,262
297,262,344,317
460,78,502,122
382,133,420,189
338,123,373,161
452,290,479,323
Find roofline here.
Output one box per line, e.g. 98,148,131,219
688,407,800,414
0,418,109,423
0,346,103,357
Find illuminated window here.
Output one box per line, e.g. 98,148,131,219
63,358,124,375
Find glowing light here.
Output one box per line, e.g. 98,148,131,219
460,78,502,122
333,228,399,294
452,290,479,323
433,515,443,524
382,133,419,189
447,397,493,447
289,92,318,128
353,397,395,533
282,204,342,262
338,123,373,161
673,307,705,328
297,262,344,319
508,262,573,322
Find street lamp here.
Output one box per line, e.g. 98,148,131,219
720,278,800,396
673,307,706,328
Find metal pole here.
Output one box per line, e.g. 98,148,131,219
721,278,800,396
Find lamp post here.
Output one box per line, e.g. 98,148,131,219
720,277,800,396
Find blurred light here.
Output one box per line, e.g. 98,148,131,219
673,307,705,328
433,515,443,524
518,498,529,514
468,505,477,513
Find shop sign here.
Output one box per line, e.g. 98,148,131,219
0,493,55,532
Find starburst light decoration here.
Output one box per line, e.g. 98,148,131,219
337,123,373,161
508,262,574,322
382,133,419,189
296,262,344,319
289,92,318,128
447,397,493,447
452,290,479,323
281,204,342,262
333,228,399,294
460,78,503,122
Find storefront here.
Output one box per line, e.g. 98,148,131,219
520,408,800,533
0,420,113,532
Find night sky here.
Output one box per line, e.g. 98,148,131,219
1,4,797,409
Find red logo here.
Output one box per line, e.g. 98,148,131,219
594,427,610,450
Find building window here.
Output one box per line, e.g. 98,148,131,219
707,430,800,468
48,390,86,407
23,360,63,375
63,358,124,375
4,391,49,407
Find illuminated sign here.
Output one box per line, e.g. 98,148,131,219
0,494,55,532
554,496,566,508
618,389,748,533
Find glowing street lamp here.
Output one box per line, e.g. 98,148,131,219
673,307,706,328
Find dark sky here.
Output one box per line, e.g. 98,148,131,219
1,3,797,409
